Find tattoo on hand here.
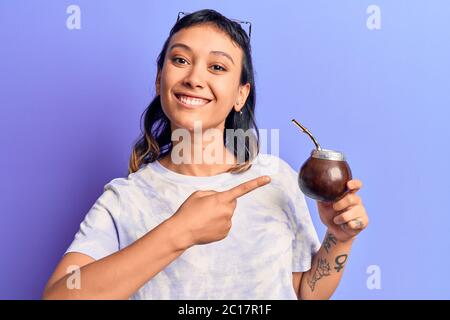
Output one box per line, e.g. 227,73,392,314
307,257,331,292
334,254,348,272
323,232,337,253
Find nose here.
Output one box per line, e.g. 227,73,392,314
182,65,206,89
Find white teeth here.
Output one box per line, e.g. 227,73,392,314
178,95,209,106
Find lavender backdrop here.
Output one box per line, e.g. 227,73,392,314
1,0,449,299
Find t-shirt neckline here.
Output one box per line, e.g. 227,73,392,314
148,159,236,185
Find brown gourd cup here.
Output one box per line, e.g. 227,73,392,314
292,119,352,203
298,149,352,202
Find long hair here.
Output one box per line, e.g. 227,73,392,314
128,9,259,174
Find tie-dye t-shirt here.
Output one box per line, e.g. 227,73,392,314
65,153,321,299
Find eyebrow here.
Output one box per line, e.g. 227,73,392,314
169,43,235,65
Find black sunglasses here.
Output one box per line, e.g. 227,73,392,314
177,11,252,40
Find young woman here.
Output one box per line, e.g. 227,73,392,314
43,9,368,300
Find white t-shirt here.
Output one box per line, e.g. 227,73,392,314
65,153,321,299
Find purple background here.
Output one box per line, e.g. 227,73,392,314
1,0,449,299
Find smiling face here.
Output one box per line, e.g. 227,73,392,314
156,23,250,132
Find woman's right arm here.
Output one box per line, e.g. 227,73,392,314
42,216,190,300
43,175,270,299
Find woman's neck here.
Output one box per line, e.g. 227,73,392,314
158,147,237,177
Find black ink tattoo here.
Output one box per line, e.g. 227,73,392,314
323,232,337,253
334,254,348,272
307,257,331,291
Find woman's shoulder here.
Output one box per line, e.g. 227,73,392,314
102,165,152,195
252,153,297,176
251,153,301,195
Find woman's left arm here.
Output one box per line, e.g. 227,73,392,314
299,179,369,300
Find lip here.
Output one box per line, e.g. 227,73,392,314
174,92,213,109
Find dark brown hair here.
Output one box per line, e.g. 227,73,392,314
129,9,259,174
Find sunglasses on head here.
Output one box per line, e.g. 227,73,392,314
177,11,252,40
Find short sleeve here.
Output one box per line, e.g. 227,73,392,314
280,158,321,272
64,184,121,260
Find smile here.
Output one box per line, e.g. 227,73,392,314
175,94,212,108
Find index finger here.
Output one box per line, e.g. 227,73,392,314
221,176,271,201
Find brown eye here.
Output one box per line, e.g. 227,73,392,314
211,64,226,72
172,57,188,65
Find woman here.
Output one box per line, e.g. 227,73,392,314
43,9,368,300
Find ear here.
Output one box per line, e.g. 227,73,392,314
234,83,251,112
155,71,161,95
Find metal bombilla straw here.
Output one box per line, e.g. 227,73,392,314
291,119,322,150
